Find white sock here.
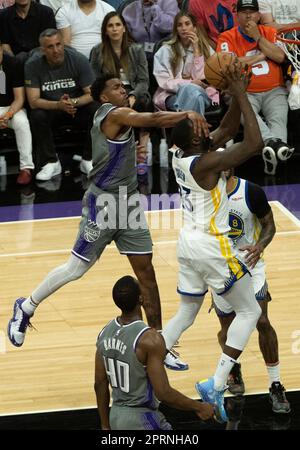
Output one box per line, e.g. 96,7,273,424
22,296,38,316
267,363,280,386
214,353,238,391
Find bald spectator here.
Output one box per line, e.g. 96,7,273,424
0,0,56,62
259,0,300,32
189,0,238,44
56,0,115,59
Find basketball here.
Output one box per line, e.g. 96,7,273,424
204,52,234,90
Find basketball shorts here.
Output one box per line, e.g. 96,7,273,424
110,405,172,430
212,262,269,317
72,184,152,263
177,228,248,296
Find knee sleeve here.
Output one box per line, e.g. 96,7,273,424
162,295,204,350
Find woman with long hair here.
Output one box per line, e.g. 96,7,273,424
90,11,152,112
153,11,219,113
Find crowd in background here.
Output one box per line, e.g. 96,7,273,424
0,0,299,185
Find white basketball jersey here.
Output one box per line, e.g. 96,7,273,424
228,177,264,267
172,150,230,235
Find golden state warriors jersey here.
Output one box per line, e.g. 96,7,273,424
172,149,230,235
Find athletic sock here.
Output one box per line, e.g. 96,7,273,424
214,353,238,391
22,296,38,316
267,363,281,386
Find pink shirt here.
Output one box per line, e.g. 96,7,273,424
189,0,238,43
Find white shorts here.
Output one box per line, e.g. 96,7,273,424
177,228,248,296
212,262,268,316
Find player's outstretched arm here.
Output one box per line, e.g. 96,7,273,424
138,330,214,421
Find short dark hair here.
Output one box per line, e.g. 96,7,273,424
171,118,194,151
39,28,59,45
112,276,141,313
91,74,116,102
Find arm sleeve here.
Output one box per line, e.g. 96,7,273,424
24,59,41,88
153,45,191,92
55,5,71,29
11,58,24,88
246,181,271,218
216,32,237,54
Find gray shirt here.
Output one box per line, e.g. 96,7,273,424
24,46,95,100
89,103,138,194
97,318,159,409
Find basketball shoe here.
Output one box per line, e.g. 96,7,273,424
269,382,291,414
164,349,189,371
7,297,33,347
195,377,228,423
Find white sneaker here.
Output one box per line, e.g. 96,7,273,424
36,161,62,181
164,349,189,371
80,159,93,174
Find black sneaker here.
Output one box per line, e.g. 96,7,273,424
227,363,245,395
269,382,291,414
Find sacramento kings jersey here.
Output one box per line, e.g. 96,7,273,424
172,149,230,235
228,177,271,268
89,103,138,194
97,319,159,409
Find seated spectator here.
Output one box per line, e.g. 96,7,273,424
259,0,300,31
153,11,219,115
217,0,293,175
90,11,152,147
122,0,179,54
56,0,115,59
0,41,34,185
0,0,14,9
189,0,238,45
25,29,99,181
0,0,56,63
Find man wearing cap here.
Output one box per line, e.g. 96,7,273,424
216,0,294,175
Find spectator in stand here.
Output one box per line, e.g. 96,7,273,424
153,11,219,115
189,0,238,45
0,0,56,63
0,42,34,185
24,29,99,181
259,0,300,32
217,0,294,176
56,0,115,60
90,12,152,148
122,0,179,62
0,0,14,9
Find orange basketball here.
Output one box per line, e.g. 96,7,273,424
204,52,234,90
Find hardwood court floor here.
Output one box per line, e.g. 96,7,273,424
0,201,300,415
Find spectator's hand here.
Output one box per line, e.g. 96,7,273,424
0,115,9,129
186,111,210,138
57,94,77,116
239,243,264,269
195,402,215,421
244,20,261,42
136,143,147,164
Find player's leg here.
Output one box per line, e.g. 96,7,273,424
127,253,162,330
257,296,291,413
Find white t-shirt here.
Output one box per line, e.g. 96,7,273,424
56,0,115,59
258,0,300,24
